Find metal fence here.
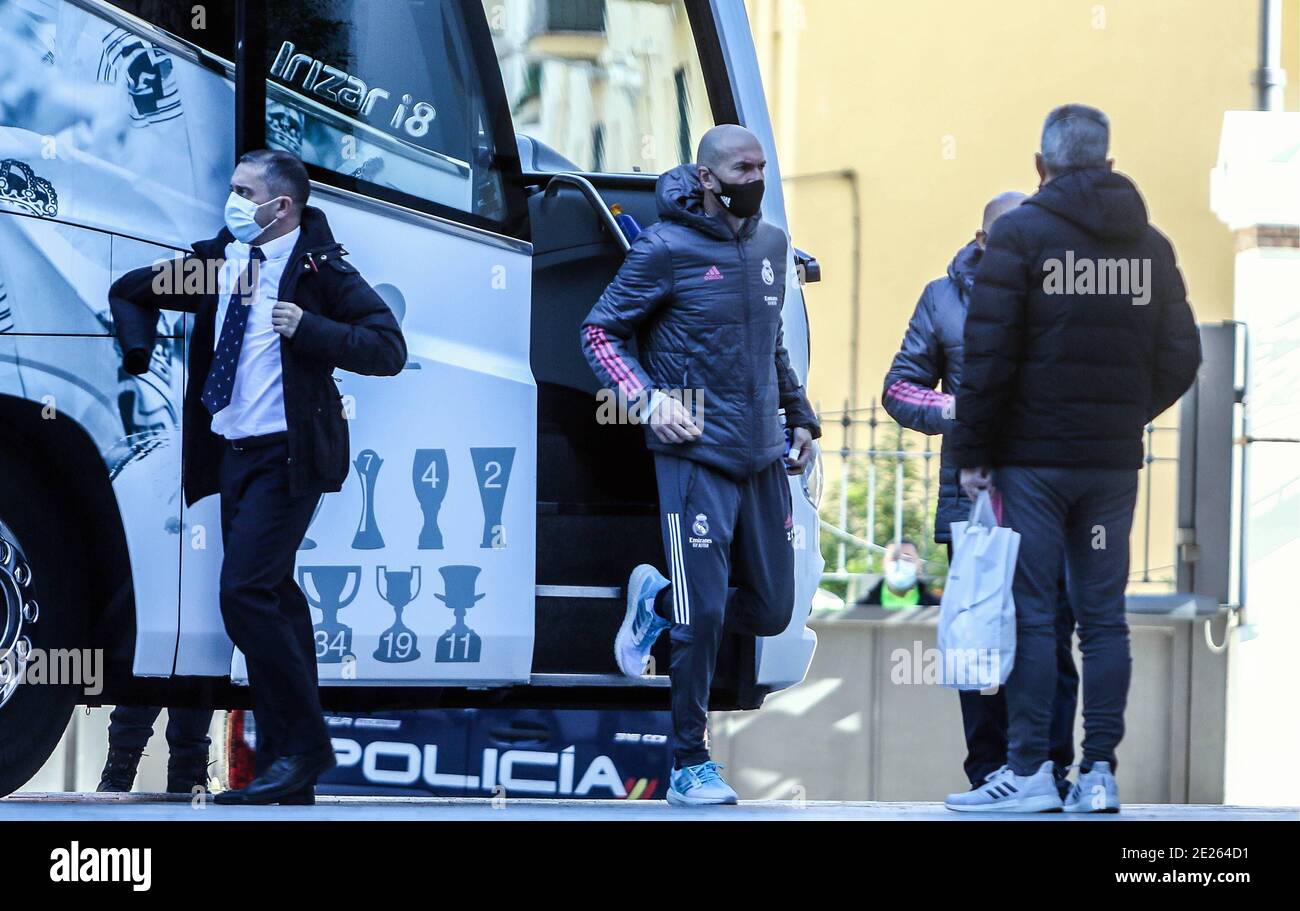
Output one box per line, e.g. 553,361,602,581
815,399,1181,603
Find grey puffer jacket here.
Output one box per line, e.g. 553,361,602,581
581,164,820,479
882,240,978,542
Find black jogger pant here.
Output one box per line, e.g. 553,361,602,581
106,704,214,760
652,453,796,769
218,440,329,763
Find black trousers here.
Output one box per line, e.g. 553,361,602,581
218,440,328,761
106,704,213,759
996,466,1135,776
653,454,796,769
947,542,1080,786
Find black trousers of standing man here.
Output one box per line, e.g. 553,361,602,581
218,437,328,764
946,542,1079,788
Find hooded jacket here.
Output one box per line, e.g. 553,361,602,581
108,206,407,505
581,164,820,479
882,240,979,542
950,168,1201,470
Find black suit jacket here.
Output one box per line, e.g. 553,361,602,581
108,206,407,505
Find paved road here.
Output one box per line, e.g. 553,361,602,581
4,793,1296,821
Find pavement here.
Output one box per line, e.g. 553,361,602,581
4,792,1297,821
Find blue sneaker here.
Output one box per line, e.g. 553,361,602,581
667,761,738,806
944,761,1063,813
614,564,671,677
1063,761,1121,813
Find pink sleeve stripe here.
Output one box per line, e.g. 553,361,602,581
886,379,950,410
585,326,645,396
585,325,634,391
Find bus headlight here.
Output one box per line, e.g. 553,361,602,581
800,441,823,507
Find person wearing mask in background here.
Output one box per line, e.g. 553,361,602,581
581,124,820,806
882,191,1079,798
947,104,1201,813
857,539,939,608
109,150,406,805
97,706,215,794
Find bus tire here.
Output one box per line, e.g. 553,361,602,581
0,448,89,797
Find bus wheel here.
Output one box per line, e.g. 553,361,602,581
0,451,88,797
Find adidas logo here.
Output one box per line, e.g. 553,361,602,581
703,265,724,281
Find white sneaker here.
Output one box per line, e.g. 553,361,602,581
944,761,1064,813
666,761,738,806
1063,761,1121,813
614,564,671,677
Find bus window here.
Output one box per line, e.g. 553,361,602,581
482,0,715,173
101,0,237,60
264,0,512,226
1,0,234,244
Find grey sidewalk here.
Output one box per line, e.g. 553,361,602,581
3,793,1296,822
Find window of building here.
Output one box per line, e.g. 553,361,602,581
485,0,715,173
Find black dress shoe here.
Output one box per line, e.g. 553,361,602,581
280,785,315,806
215,747,334,805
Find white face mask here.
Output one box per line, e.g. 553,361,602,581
223,191,280,243
885,559,918,592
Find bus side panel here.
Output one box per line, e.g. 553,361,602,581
1,323,184,679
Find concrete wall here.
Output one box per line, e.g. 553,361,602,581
711,608,1229,803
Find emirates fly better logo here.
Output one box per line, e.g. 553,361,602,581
689,513,713,548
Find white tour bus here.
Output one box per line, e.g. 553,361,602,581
0,0,823,795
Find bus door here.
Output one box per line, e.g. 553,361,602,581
480,0,818,696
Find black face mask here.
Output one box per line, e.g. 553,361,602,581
712,177,765,218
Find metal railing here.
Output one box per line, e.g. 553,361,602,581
815,399,1181,603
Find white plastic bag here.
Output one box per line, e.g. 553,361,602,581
937,491,1019,691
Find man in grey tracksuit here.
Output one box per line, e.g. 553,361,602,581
581,125,821,806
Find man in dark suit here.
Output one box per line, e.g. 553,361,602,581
109,149,406,805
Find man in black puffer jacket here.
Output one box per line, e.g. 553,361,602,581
883,192,1079,797
946,105,1201,814
581,125,820,806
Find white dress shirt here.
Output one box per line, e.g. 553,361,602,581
209,226,300,439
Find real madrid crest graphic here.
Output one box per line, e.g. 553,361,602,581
761,257,775,285
0,160,58,218
693,513,709,537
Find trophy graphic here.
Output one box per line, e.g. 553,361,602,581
374,565,422,663
352,449,385,549
470,447,515,549
299,498,323,550
434,565,485,663
411,449,449,549
300,565,361,664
